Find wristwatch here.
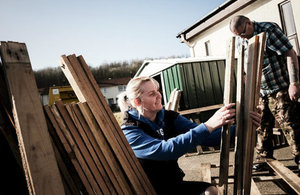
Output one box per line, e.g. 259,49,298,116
290,81,300,86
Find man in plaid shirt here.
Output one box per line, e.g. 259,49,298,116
230,15,300,171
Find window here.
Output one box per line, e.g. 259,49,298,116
279,0,299,54
118,85,126,92
205,40,211,56
101,88,107,94
108,98,114,106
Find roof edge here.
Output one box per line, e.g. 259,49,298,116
177,0,257,41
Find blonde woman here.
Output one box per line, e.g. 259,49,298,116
118,76,261,195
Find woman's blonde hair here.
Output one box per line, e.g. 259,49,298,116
117,76,159,115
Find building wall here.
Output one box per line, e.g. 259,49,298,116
100,85,126,105
189,0,300,58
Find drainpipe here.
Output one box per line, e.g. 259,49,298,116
180,34,196,57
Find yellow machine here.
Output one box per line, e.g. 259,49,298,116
48,86,79,105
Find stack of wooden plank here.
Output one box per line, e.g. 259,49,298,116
218,33,266,195
52,54,155,194
0,41,155,194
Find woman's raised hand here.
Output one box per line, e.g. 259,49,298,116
204,103,236,133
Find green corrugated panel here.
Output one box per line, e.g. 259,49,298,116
182,63,198,108
216,60,226,95
172,66,180,90
209,61,224,104
163,71,171,101
192,62,205,107
167,68,175,92
179,64,190,109
176,65,184,91
200,61,215,106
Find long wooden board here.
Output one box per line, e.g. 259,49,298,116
218,37,235,194
267,159,300,194
243,33,266,195
0,41,65,195
234,44,245,195
77,102,133,194
44,105,94,194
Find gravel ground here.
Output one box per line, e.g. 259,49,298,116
178,145,298,194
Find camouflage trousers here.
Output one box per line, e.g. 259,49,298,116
256,89,300,163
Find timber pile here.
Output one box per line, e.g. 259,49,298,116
46,54,155,194
218,33,300,195
217,33,266,195
0,41,155,194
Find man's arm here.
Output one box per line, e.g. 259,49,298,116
285,48,300,101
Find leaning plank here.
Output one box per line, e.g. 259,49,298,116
250,179,261,195
60,54,155,194
267,159,300,194
242,35,259,195
44,105,94,194
243,32,266,195
200,163,211,183
234,44,245,195
165,88,177,110
172,90,181,111
179,104,223,115
218,36,235,194
50,104,103,194
55,101,113,194
77,102,133,194
0,41,65,195
69,103,125,194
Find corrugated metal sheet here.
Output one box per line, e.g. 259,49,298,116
161,59,237,121
163,59,236,111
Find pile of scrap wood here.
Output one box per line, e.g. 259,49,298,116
0,41,155,194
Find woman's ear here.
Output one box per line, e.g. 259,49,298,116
134,98,141,106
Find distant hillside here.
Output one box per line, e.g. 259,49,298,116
34,59,143,88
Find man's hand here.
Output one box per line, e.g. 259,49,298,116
288,83,300,102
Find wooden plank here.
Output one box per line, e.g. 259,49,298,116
173,90,181,111
50,136,84,195
60,101,115,194
250,179,261,195
68,103,127,195
50,104,104,194
179,104,223,115
44,106,94,194
200,163,211,183
243,33,266,195
56,101,112,194
60,54,155,194
267,159,300,194
77,102,133,194
234,44,245,195
0,41,65,195
165,88,177,110
218,37,235,194
255,175,281,181
242,35,259,195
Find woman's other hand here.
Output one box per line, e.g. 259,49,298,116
204,103,236,133
250,106,262,128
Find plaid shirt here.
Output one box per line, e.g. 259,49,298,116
253,21,293,97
